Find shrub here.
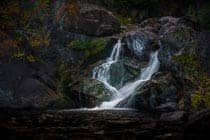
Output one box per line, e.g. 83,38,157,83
116,15,133,25
69,38,105,58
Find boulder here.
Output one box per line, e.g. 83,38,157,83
116,72,181,111
71,78,112,105
54,1,120,36
160,111,186,122
0,62,59,108
155,102,178,112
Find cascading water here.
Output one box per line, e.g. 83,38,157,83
92,38,160,109
92,39,122,94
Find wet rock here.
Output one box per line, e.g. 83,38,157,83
117,72,180,111
160,111,186,122
122,33,158,62
71,78,112,105
155,133,183,140
109,61,127,88
155,102,178,112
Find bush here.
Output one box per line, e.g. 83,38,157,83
116,15,133,25
69,38,105,58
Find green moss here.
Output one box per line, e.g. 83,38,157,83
56,63,72,94
26,54,36,62
174,53,199,77
191,93,210,110
174,51,210,110
170,27,194,43
68,38,105,58
116,15,133,25
12,51,25,60
178,98,185,110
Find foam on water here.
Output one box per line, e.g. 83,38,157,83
92,38,160,109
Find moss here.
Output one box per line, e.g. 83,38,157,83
28,31,50,48
116,15,133,25
68,38,105,58
178,98,185,110
174,50,210,110
12,51,25,60
26,54,36,62
191,93,210,110
170,27,194,43
56,63,72,94
78,78,111,104
174,53,199,77
48,94,73,109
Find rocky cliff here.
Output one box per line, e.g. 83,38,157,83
0,0,210,139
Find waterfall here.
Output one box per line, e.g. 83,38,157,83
92,38,160,109
92,39,122,94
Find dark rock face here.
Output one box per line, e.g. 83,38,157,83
0,62,59,108
55,1,120,36
155,102,178,112
184,109,210,139
123,33,151,61
198,32,210,76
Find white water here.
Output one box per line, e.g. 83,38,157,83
92,39,160,109
92,39,121,94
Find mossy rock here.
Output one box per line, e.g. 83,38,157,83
191,93,210,110
72,78,112,105
47,94,73,109
166,27,195,44
173,45,210,111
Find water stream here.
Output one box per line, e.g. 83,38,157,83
92,39,121,94
92,38,160,109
